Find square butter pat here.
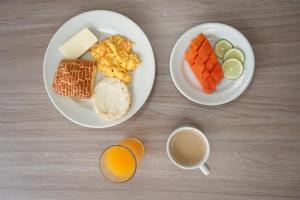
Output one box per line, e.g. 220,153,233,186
59,28,98,59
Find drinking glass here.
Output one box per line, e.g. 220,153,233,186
99,138,144,183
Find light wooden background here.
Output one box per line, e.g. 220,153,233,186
1,0,300,199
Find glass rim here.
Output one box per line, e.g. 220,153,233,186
99,144,137,183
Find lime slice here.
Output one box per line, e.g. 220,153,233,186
222,58,244,80
223,48,245,63
214,39,233,58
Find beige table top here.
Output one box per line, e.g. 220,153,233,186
1,0,300,199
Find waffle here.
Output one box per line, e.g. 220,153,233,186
52,59,97,99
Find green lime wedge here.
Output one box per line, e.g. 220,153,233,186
223,48,245,63
222,58,244,80
214,39,233,58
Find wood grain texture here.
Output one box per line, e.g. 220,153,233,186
1,0,300,199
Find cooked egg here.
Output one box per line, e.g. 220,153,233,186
91,34,141,83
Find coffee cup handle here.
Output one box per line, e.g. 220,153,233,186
199,163,210,175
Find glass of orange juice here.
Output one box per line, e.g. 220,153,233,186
99,138,144,183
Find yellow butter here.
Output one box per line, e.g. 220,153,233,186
59,28,98,59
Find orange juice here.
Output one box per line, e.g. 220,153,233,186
104,146,136,179
119,138,144,163
100,138,144,183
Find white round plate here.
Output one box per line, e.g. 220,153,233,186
43,10,155,128
170,23,254,105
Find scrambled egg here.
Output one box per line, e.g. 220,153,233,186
91,35,141,83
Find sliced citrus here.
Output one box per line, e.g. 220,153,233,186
214,39,233,58
222,58,244,80
223,48,245,63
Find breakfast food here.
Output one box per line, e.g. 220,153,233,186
214,39,233,58
91,34,141,83
53,29,141,122
59,28,98,59
52,59,97,99
222,58,244,79
91,77,131,121
214,39,245,80
223,48,245,63
185,33,224,94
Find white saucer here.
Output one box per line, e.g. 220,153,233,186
170,23,255,105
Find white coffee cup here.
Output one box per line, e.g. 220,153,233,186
166,126,210,175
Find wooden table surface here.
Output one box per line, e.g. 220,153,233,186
1,0,300,199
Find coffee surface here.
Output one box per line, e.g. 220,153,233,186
171,130,206,166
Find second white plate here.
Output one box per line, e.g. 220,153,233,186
170,23,255,105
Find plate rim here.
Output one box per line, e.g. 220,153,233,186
43,10,156,128
170,22,255,106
